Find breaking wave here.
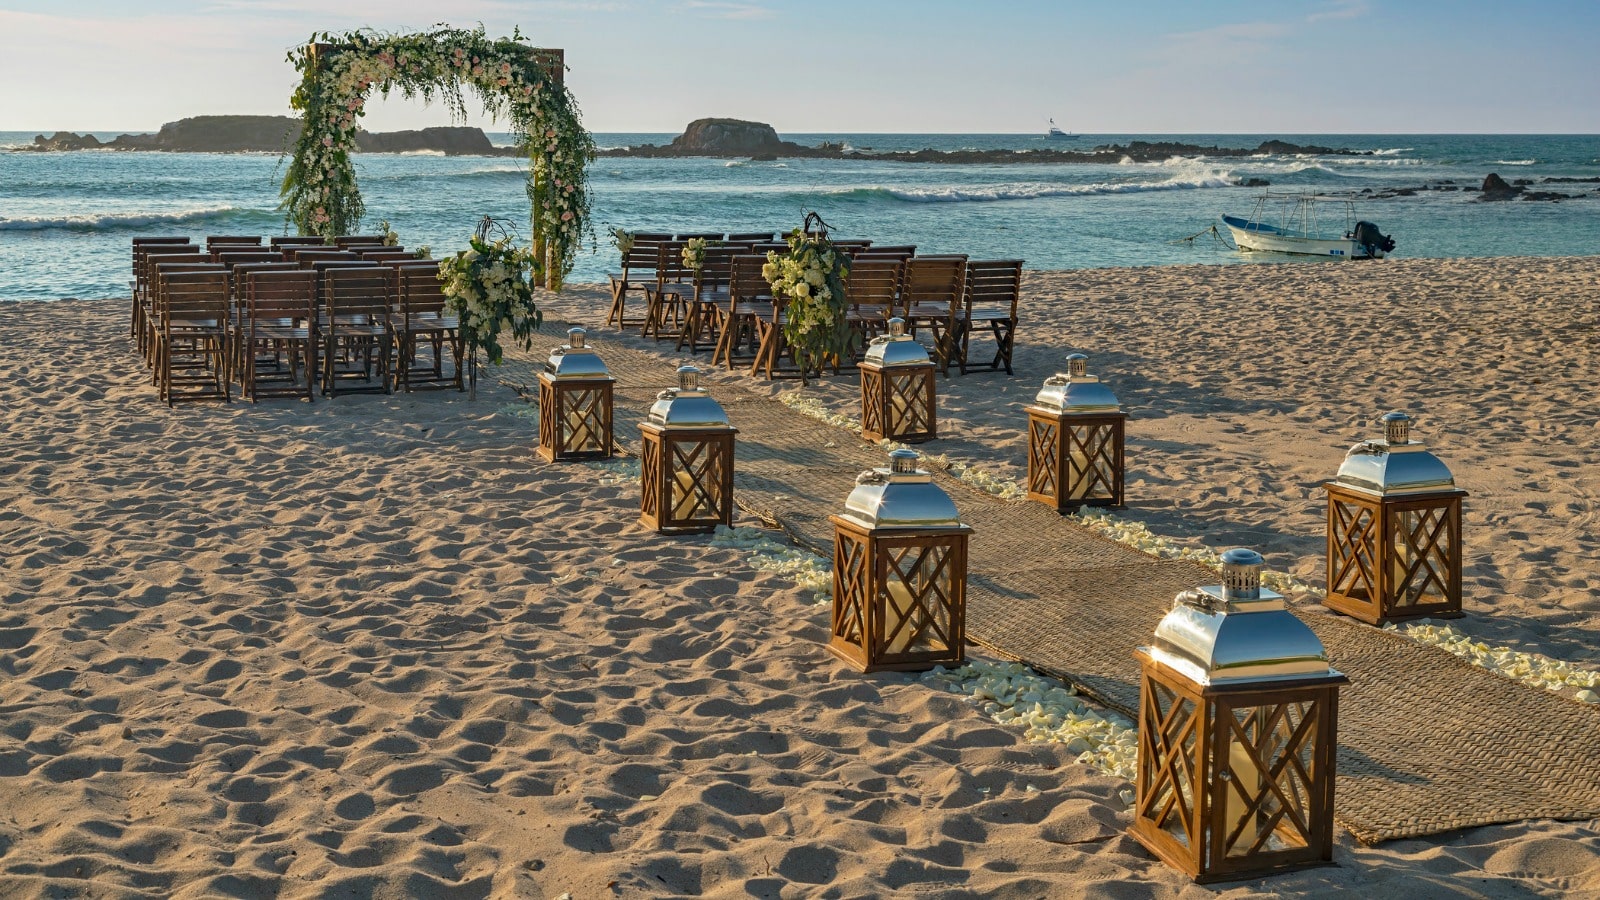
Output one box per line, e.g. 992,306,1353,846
826,173,1236,204
1494,159,1537,166
0,206,257,232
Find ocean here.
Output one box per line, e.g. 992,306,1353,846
1,132,1596,301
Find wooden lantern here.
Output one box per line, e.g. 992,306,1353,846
1132,549,1347,884
1323,411,1466,624
828,448,971,672
537,327,615,462
859,318,938,443
1026,353,1126,512
638,365,738,534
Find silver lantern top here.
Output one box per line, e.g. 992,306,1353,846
862,318,933,368
545,327,613,380
1034,353,1121,414
840,448,966,530
1333,411,1457,497
647,365,731,428
1146,548,1339,687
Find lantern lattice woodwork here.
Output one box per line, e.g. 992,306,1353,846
1026,353,1126,511
1323,412,1466,624
1131,549,1346,883
828,449,970,672
638,366,738,534
537,327,614,462
859,318,938,444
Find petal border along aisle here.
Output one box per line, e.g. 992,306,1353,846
279,27,594,288
492,321,1600,846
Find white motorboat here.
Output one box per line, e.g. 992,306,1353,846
1047,118,1077,140
1221,192,1394,259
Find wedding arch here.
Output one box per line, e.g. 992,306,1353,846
279,26,593,287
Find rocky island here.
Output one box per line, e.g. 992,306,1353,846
21,115,520,156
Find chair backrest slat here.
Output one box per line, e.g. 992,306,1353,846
322,266,392,318
728,255,772,304
901,256,967,313
245,269,317,321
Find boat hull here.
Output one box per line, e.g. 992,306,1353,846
1221,214,1384,259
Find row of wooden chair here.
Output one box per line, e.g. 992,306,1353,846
131,237,460,405
605,234,1022,379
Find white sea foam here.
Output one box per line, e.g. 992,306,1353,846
0,206,250,232
1494,159,1537,166
399,149,446,156
1371,147,1415,155
724,160,747,168
859,171,1235,204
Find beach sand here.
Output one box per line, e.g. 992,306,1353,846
2,255,1598,897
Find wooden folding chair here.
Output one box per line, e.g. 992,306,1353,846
392,265,463,392
606,234,667,329
319,267,393,396
844,257,905,347
677,245,739,354
642,241,694,341
957,260,1023,375
713,255,772,371
238,268,317,402
154,269,232,405
901,256,967,377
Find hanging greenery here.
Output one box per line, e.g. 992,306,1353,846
764,218,854,378
280,26,594,287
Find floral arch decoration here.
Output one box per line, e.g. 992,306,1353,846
280,26,594,287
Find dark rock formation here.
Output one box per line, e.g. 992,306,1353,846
597,126,1378,165
355,126,497,155
32,131,105,151
669,118,790,156
1481,173,1520,200
17,116,515,156
108,116,302,152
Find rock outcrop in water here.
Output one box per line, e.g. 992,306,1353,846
598,121,1385,164
19,116,515,156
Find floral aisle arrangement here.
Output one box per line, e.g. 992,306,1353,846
610,227,635,256
437,230,544,368
762,223,854,378
681,237,712,273
280,26,594,287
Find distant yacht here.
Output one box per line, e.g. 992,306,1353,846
1047,118,1078,140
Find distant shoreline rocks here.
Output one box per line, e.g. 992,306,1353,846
18,115,520,156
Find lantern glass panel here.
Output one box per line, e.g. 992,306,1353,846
1219,700,1320,859
1067,422,1118,501
670,441,722,521
1390,506,1451,608
883,543,954,655
1140,677,1201,850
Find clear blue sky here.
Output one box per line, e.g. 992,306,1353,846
1,0,1595,133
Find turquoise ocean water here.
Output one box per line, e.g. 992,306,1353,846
1,132,1596,301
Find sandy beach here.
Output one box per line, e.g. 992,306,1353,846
4,255,1600,897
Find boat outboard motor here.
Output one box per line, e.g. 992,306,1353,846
1352,221,1396,257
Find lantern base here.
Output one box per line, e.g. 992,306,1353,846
823,642,963,674
1129,839,1338,886
1321,592,1464,626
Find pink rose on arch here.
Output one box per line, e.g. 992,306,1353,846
322,136,333,148
561,211,573,221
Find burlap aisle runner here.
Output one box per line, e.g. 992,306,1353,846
500,328,1600,844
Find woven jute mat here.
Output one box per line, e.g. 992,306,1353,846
498,326,1600,844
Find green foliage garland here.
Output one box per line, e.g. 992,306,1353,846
763,228,855,377
280,26,594,287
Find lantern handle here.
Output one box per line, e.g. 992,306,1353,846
1173,588,1214,613
855,469,887,486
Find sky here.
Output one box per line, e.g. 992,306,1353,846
0,0,1596,134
